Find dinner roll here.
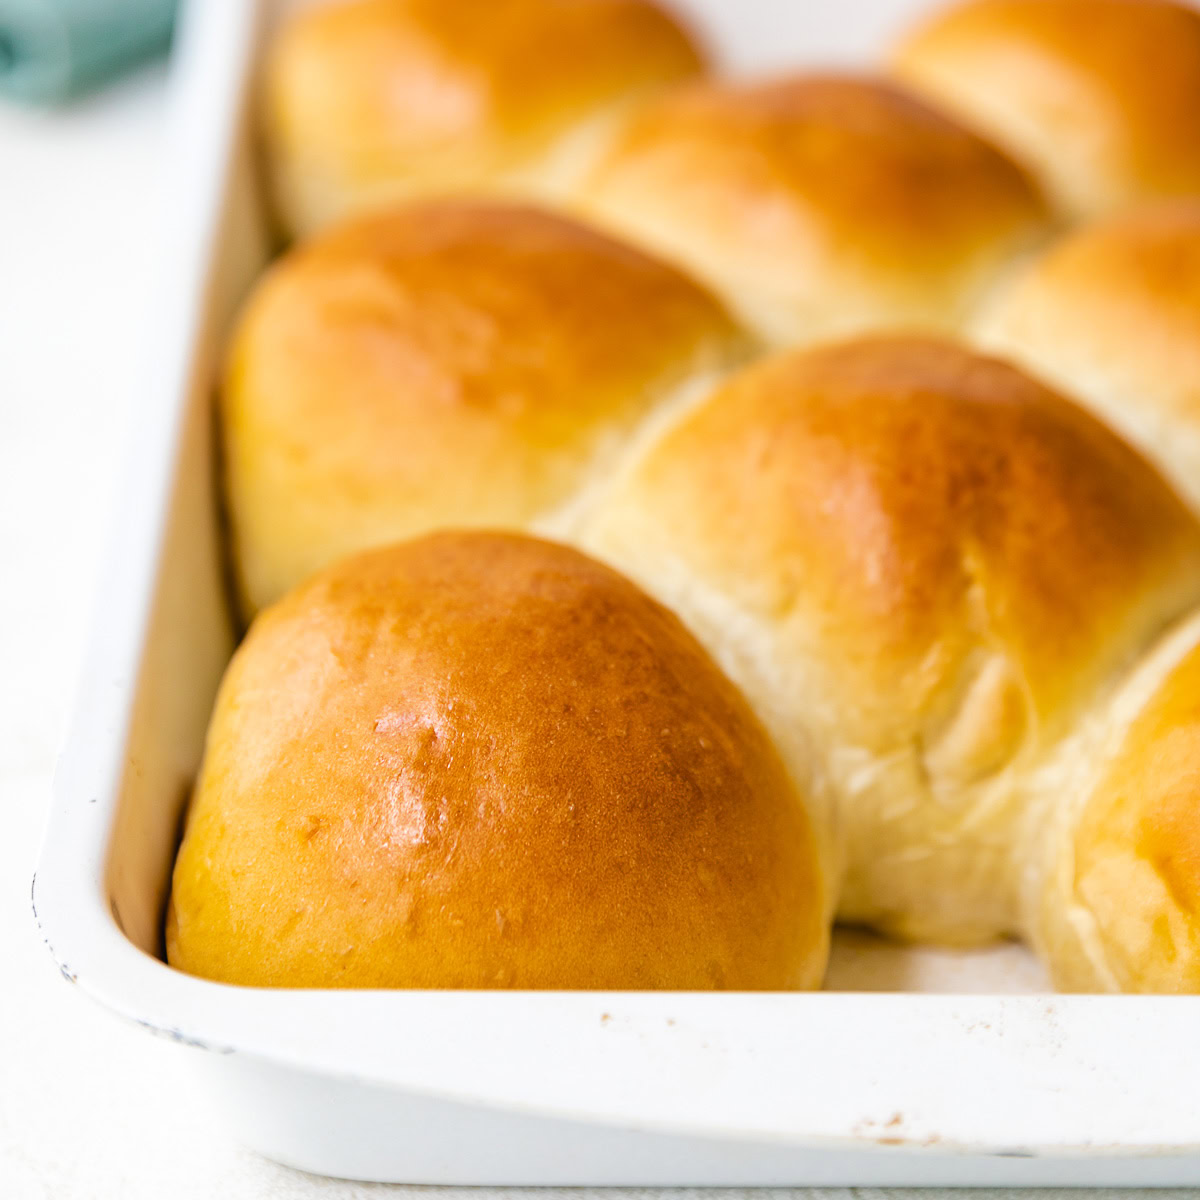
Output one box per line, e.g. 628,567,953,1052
264,0,706,239
891,0,1200,220
1030,611,1200,992
223,200,751,616
581,336,1200,943
576,74,1052,346
166,532,827,990
976,201,1200,513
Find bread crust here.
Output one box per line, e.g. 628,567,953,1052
892,0,1200,218
166,532,827,990
265,0,707,236
223,200,750,616
579,74,1051,344
583,335,1200,941
977,200,1200,514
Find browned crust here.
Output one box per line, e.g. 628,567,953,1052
166,532,827,990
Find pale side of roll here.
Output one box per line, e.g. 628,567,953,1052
1025,610,1200,993
580,336,1200,951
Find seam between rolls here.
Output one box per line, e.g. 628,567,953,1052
529,352,747,543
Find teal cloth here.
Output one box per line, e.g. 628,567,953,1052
0,0,177,104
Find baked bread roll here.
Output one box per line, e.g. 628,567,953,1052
891,0,1200,220
166,531,827,990
264,0,706,239
1030,611,1200,993
575,74,1053,345
975,200,1200,514
223,199,751,616
580,336,1200,946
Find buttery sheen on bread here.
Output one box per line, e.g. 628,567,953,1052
223,200,750,616
166,532,827,990
892,0,1200,219
264,0,706,238
581,336,1200,948
577,74,1052,345
976,201,1200,514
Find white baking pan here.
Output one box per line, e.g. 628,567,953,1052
32,0,1200,1185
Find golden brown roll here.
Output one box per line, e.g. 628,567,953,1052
891,0,1200,220
264,0,707,239
580,335,1200,944
1030,611,1200,992
223,199,751,616
576,74,1053,345
166,531,827,990
975,200,1200,513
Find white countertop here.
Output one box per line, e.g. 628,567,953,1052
0,52,1193,1200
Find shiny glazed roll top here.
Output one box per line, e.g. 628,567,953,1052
166,532,828,990
577,74,1053,345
